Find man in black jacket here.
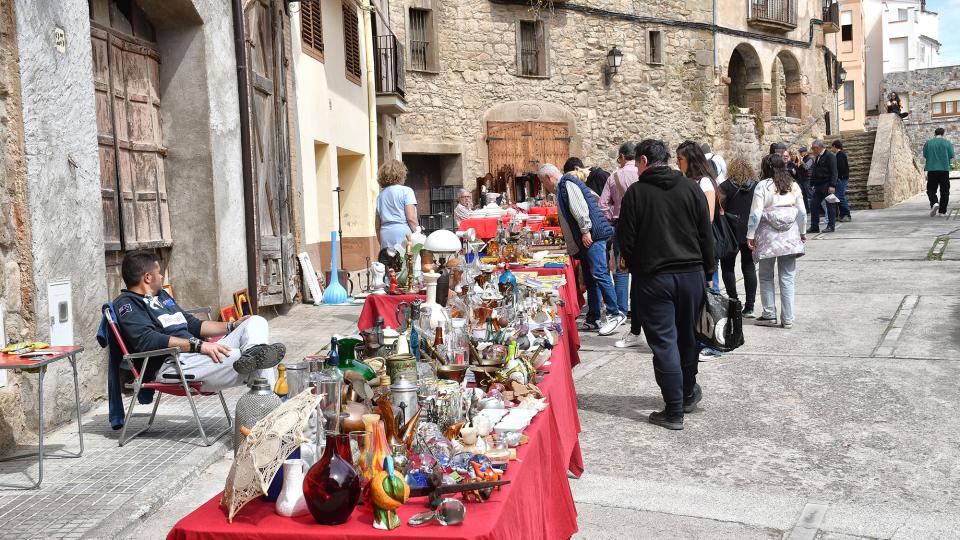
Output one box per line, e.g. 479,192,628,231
807,139,838,233
832,140,852,222
113,251,286,391
616,139,715,430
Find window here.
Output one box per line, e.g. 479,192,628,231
843,81,855,111
897,8,908,21
648,30,663,64
343,1,361,84
932,90,960,117
841,10,852,41
517,20,547,76
408,8,433,71
300,0,324,62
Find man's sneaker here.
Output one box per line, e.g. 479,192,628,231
648,410,683,430
839,215,852,222
931,203,940,217
234,343,286,375
755,315,779,327
806,227,820,234
781,321,794,330
615,331,642,348
742,307,756,319
825,226,836,233
683,384,702,413
598,312,627,336
698,348,723,361
577,320,600,332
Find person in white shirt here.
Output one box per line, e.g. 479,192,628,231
701,143,727,185
454,188,472,227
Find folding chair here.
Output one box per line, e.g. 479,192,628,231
102,306,232,447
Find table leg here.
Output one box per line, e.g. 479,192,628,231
70,355,84,457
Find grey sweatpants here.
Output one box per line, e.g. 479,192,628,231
158,315,278,392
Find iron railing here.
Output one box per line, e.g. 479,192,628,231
374,34,405,96
748,0,797,28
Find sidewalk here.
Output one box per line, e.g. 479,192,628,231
0,303,361,539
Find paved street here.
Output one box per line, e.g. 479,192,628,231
2,195,959,538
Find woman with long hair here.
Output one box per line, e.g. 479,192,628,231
718,157,759,317
886,92,910,119
746,154,807,329
676,140,717,222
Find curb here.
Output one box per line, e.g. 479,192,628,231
82,438,231,539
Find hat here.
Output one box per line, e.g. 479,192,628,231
798,146,808,153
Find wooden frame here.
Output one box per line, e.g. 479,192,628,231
932,100,960,118
300,0,324,63
342,0,362,85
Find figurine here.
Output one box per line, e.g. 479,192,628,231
451,426,489,454
370,262,386,295
371,455,410,530
388,268,399,294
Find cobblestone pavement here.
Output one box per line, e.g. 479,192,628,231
0,303,361,539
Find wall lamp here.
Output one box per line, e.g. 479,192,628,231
603,46,624,87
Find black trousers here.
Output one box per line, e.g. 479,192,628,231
809,184,836,231
720,242,757,310
633,271,705,415
927,171,950,212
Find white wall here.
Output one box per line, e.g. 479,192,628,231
881,0,939,74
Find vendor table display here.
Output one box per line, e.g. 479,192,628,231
167,228,583,539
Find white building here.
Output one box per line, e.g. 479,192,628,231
864,0,940,112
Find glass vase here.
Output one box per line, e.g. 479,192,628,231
303,432,361,525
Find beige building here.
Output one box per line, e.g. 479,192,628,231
386,0,840,198
838,0,867,132
292,0,406,271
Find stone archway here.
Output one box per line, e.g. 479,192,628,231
727,43,766,115
771,50,804,118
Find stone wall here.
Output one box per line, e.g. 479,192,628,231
881,66,960,166
0,0,35,454
390,0,837,186
867,113,925,208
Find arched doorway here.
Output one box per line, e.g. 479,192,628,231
771,50,803,118
727,43,764,111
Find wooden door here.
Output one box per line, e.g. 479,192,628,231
487,121,570,176
244,0,296,306
91,23,171,251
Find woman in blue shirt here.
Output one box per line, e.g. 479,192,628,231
375,160,419,249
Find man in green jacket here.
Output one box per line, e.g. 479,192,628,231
923,127,955,217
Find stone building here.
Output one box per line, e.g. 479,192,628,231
882,65,960,166
386,0,840,197
0,0,301,452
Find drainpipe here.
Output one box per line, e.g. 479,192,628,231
361,0,379,183
231,0,260,313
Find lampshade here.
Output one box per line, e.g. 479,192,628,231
424,229,462,254
607,46,623,69
837,67,847,83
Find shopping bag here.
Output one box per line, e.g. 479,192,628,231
696,289,744,352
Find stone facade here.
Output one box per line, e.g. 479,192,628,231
866,113,925,208
881,66,960,167
389,0,838,188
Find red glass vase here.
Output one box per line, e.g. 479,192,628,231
303,432,361,525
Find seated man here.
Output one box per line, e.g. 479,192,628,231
113,251,284,391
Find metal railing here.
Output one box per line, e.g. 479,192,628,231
748,0,797,28
374,34,405,96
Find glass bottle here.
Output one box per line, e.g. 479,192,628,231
303,431,361,525
323,337,343,380
274,364,289,400
485,317,495,342
433,327,444,348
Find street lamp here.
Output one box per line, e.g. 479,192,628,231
603,46,624,87
838,66,847,84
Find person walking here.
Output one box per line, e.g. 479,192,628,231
832,140,852,222
718,157,759,318
807,139,837,233
375,160,419,250
922,127,955,216
747,154,806,329
616,139,714,430
599,142,640,345
538,163,627,336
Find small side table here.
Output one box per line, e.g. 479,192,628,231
0,345,84,489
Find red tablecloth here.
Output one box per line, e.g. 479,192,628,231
168,274,584,540
357,294,424,330
527,206,557,217
457,217,547,240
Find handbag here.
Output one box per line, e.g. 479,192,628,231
712,210,738,259
696,289,744,353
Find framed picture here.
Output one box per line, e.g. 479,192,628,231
234,289,252,317
220,305,239,322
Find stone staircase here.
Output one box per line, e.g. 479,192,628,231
840,130,877,210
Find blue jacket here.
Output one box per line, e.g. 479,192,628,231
97,303,156,430
556,174,613,254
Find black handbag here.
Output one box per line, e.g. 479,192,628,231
712,211,738,260
696,289,744,352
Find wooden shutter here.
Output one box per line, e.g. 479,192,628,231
300,0,324,62
90,22,171,251
245,0,296,306
343,1,361,84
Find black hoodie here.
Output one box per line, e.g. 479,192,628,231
615,165,715,277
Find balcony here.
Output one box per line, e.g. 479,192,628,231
747,0,797,32
822,1,840,33
374,33,408,115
